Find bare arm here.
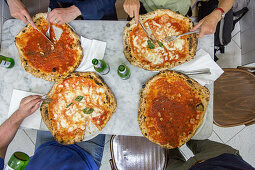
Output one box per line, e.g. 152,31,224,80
6,0,36,27
0,95,42,159
191,0,235,38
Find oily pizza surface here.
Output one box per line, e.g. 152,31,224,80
15,13,83,81
123,9,197,71
40,72,117,145
138,71,210,148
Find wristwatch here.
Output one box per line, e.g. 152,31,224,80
215,7,225,19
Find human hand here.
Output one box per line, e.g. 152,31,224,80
16,95,42,119
123,0,140,24
47,5,81,25
191,10,222,38
6,0,36,28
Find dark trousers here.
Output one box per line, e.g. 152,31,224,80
167,139,239,170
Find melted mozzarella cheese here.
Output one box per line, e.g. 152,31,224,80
174,39,185,50
133,36,139,47
145,53,164,65
152,20,161,28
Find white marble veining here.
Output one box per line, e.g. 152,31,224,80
1,20,214,139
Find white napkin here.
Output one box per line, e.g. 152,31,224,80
172,49,224,86
76,37,106,72
8,89,42,129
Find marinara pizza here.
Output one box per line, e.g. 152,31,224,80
40,72,117,145
123,9,197,71
138,71,210,148
15,13,83,81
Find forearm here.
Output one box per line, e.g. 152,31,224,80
0,111,24,159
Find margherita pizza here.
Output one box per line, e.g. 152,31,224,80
138,71,209,148
15,13,83,81
123,9,197,71
40,72,117,145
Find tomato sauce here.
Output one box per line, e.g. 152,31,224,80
22,22,77,74
145,78,202,147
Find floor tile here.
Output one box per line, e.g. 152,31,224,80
231,21,240,37
227,124,255,168
24,129,37,145
208,130,224,143
232,32,241,48
213,124,246,143
4,129,35,164
240,28,255,55
241,49,255,65
216,40,242,68
100,135,112,170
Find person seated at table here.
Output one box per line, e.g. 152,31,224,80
167,139,254,170
123,0,234,38
0,95,105,170
6,0,117,27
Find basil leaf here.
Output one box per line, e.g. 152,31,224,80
82,108,88,113
75,96,83,101
157,40,164,47
66,103,73,108
87,108,94,114
147,40,155,49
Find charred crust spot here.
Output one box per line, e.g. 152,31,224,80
187,79,192,84
67,74,71,78
142,84,146,88
22,30,26,33
144,133,147,136
75,73,80,76
52,68,56,72
196,103,204,111
106,95,110,102
89,75,93,79
126,23,130,27
95,80,103,86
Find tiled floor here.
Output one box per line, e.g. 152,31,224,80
1,0,255,169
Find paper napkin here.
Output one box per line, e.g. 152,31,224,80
8,89,42,129
172,49,224,86
76,37,106,72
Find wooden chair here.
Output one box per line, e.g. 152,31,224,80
214,67,255,127
109,135,168,170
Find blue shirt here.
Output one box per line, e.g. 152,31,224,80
0,141,98,170
49,0,116,20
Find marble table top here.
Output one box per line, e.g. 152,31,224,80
0,20,214,139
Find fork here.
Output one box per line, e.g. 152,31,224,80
165,29,200,42
175,68,211,75
46,8,51,39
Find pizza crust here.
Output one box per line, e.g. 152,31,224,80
123,9,198,71
138,70,210,149
15,13,83,81
40,72,117,145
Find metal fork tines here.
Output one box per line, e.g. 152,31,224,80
165,29,200,42
46,8,51,39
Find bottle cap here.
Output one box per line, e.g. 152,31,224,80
118,65,125,72
92,59,98,65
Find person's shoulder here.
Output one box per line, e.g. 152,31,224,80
0,157,4,170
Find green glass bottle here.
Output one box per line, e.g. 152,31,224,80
0,55,15,68
117,64,131,80
6,152,30,170
92,59,110,75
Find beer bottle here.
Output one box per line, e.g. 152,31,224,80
5,152,30,170
92,59,110,75
117,64,131,80
0,55,15,68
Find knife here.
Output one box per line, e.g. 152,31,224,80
27,20,54,45
138,19,156,44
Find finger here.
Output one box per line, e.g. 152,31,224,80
197,27,206,38
23,11,36,28
27,98,42,109
48,10,57,23
134,6,139,24
30,101,41,113
23,95,42,104
19,16,28,25
190,19,204,31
